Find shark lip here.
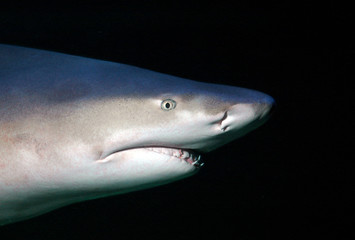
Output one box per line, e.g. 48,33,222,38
99,147,204,167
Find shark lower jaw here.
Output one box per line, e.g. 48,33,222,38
98,147,204,168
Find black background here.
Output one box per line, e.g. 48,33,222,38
0,1,352,239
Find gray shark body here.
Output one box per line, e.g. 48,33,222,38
0,44,274,225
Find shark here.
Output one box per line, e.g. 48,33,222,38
0,44,274,225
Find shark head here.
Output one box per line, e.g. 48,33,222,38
0,44,274,224
52,70,275,195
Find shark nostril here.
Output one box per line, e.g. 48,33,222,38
219,111,228,125
218,111,229,131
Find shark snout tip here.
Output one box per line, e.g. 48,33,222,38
259,97,276,119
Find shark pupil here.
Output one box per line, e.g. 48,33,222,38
165,103,171,108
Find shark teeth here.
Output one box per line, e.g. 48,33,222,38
145,147,204,167
191,155,204,167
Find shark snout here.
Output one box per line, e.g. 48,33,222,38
219,97,275,133
254,100,276,120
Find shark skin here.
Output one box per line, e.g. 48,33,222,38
0,44,274,225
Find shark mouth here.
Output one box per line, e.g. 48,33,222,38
99,147,204,168
144,147,204,168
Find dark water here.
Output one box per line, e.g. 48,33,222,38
0,2,350,239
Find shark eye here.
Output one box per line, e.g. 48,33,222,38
161,99,176,111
